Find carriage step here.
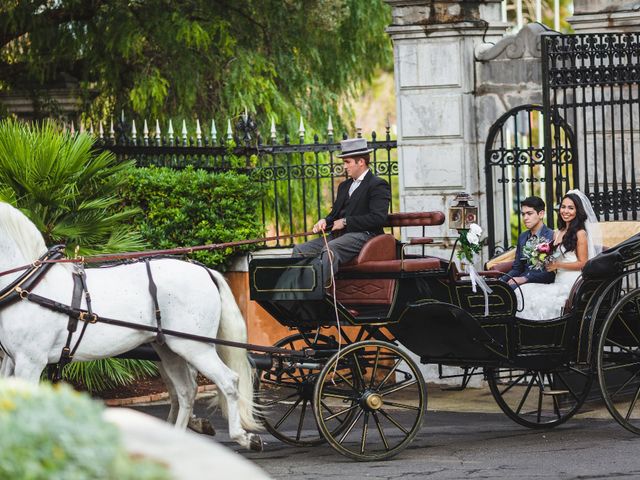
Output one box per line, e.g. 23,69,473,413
542,389,570,396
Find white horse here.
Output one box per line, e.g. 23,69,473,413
0,202,262,450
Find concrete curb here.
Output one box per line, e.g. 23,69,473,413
104,384,216,407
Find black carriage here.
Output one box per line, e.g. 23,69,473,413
249,211,640,461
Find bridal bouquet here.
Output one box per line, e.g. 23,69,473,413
522,237,559,270
457,223,483,264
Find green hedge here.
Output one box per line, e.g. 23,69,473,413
120,166,265,268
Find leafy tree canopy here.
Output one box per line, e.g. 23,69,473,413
0,0,392,132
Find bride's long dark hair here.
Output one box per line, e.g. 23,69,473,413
557,193,588,252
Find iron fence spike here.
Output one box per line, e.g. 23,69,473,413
226,119,233,140
167,119,174,140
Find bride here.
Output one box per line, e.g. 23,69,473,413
516,190,602,320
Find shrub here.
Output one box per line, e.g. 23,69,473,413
0,379,170,480
120,166,265,268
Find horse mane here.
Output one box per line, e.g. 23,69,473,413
0,202,48,260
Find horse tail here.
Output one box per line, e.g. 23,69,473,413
208,269,261,432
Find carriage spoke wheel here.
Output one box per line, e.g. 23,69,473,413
313,340,426,461
597,288,640,434
486,365,592,429
258,333,349,446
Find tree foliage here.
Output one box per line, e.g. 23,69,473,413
0,0,393,131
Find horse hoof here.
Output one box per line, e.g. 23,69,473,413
188,417,216,436
249,434,263,452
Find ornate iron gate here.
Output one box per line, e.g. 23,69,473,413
485,32,640,255
485,104,575,255
542,32,640,222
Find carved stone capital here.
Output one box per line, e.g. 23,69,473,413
476,23,555,61
384,0,502,26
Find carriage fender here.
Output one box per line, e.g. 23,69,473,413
391,300,502,360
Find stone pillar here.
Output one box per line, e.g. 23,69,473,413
569,0,640,32
385,1,507,252
384,2,507,385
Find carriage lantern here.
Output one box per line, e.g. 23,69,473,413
448,192,478,232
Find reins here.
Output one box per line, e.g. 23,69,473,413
0,230,316,278
14,286,313,358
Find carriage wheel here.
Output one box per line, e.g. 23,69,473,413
486,365,592,429
258,332,349,446
313,340,426,461
597,288,640,434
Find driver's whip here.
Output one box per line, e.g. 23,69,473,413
0,230,318,277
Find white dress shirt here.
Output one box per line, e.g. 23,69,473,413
348,169,369,197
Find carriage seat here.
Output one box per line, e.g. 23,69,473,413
335,211,445,308
340,211,445,274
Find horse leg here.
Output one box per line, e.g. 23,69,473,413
156,360,180,424
12,353,47,383
0,355,14,377
152,343,198,429
184,349,262,451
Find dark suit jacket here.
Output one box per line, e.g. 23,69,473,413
505,224,556,284
325,170,391,234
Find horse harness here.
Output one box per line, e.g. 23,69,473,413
0,246,66,363
1,247,311,380
0,246,167,381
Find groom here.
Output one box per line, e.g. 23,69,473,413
502,196,555,287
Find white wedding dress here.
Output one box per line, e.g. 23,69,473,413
516,246,582,321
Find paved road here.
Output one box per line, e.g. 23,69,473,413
132,396,640,480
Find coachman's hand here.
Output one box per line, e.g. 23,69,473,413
332,218,346,231
313,219,327,234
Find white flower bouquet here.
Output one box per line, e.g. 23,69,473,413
457,223,483,264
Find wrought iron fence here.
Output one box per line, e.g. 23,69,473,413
96,116,398,247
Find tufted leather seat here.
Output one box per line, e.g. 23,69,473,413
334,211,446,308
336,234,397,305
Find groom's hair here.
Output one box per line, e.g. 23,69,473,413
521,196,545,213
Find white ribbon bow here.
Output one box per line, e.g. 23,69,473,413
464,261,493,316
